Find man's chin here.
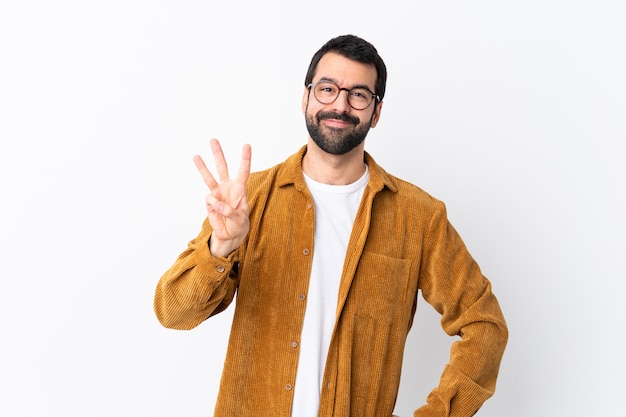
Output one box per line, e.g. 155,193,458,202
312,136,363,156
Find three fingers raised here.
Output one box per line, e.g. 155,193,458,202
193,138,251,191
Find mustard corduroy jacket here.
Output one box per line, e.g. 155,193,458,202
154,146,508,417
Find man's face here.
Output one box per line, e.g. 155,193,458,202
303,52,382,156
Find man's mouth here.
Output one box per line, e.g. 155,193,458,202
318,111,359,128
322,118,351,129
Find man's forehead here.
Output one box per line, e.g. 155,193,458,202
314,52,377,88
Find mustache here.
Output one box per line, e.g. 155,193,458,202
317,111,360,125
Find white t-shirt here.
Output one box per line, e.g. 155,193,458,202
291,166,369,417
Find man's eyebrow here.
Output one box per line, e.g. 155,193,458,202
316,77,374,91
316,76,338,84
351,83,375,92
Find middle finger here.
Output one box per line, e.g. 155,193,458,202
210,138,231,182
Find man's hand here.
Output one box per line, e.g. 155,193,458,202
193,138,252,258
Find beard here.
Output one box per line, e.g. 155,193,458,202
305,109,372,155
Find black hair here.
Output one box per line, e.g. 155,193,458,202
304,34,387,101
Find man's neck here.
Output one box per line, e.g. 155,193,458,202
302,139,366,185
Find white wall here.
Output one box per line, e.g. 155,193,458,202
1,1,624,416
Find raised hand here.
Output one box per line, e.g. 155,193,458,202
193,138,252,258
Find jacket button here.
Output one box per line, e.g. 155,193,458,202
303,249,310,255
217,266,225,273
285,384,292,391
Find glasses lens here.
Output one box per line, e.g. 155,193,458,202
314,81,339,104
347,88,373,110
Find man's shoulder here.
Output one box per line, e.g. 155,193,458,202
248,147,306,188
388,173,433,198
386,174,443,210
247,158,292,185
370,160,442,208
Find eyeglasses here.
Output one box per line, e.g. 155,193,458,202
307,80,379,110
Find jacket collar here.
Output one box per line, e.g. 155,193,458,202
275,145,398,193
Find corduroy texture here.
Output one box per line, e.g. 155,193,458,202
154,146,508,417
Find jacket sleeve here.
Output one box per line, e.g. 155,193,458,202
153,218,241,330
414,201,508,417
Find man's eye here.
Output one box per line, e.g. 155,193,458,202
350,89,370,99
317,85,338,95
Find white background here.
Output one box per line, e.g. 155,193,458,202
1,1,624,416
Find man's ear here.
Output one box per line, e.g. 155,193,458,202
302,87,310,114
370,100,383,128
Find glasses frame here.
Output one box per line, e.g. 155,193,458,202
307,80,380,111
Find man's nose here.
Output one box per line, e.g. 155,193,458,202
331,89,352,112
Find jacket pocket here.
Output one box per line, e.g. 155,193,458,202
348,251,411,320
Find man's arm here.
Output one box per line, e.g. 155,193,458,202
415,202,508,417
154,139,252,329
153,219,240,329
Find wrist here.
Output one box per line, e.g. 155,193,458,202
208,235,239,258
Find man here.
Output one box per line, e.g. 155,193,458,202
154,34,508,417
